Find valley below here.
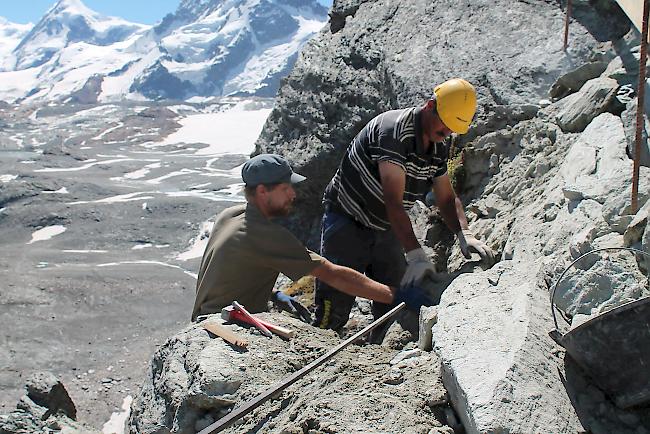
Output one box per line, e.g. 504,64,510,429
0,97,272,427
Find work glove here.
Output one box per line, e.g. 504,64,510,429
271,291,312,323
393,283,435,311
401,247,436,286
457,229,495,264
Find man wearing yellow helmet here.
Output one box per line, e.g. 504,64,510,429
315,78,495,331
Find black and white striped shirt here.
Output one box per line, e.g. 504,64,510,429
323,107,449,231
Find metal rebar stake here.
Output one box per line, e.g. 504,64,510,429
563,0,572,50
633,0,650,213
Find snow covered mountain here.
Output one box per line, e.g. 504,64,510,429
11,0,145,71
0,0,148,102
0,0,328,103
0,17,32,69
132,0,328,99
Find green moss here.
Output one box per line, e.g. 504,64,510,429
447,152,465,192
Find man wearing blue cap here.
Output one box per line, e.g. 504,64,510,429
191,153,433,322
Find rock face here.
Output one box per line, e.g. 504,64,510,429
255,0,629,246
128,314,450,433
432,55,650,432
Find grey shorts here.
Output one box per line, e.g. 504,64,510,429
314,207,406,330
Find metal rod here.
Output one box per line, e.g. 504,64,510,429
563,0,572,50
633,0,650,213
197,302,407,434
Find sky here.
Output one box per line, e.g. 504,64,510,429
0,0,333,25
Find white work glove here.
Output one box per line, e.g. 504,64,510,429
401,247,437,286
457,229,495,264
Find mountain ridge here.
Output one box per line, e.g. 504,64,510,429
0,0,328,103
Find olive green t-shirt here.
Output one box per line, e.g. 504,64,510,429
191,203,323,321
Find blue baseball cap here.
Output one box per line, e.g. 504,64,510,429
241,154,306,186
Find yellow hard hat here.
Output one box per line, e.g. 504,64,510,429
434,78,477,134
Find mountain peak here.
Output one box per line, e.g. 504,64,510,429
48,0,97,19
12,0,145,71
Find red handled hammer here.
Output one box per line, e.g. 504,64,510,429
221,305,295,339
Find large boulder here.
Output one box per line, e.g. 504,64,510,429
432,261,584,433
432,259,650,434
555,77,619,132
128,313,451,433
550,61,609,99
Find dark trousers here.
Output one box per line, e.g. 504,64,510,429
314,208,406,330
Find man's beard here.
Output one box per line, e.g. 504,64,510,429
433,128,447,142
267,201,292,217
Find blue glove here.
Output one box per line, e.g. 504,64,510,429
271,291,312,323
393,284,435,311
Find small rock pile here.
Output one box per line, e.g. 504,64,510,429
0,372,98,434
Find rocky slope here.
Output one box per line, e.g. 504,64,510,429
3,0,650,433
118,49,650,434
128,313,451,434
114,1,650,433
254,0,631,246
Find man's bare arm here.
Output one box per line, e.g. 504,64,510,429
310,259,394,304
378,161,420,252
432,174,468,233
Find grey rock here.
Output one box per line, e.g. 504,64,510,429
380,319,415,350
25,371,76,420
329,0,372,33
555,248,649,321
418,306,438,351
556,77,619,133
0,373,97,434
621,98,650,168
433,261,585,434
624,200,650,247
389,348,422,366
129,314,444,433
550,61,608,99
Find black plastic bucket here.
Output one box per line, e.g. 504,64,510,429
549,247,650,409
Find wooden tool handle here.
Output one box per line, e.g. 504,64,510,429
257,320,295,339
202,322,248,348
